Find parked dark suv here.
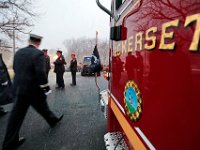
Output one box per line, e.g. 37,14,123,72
81,56,92,76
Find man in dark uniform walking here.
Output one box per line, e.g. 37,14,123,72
54,50,66,89
2,34,63,150
42,49,51,78
69,53,77,86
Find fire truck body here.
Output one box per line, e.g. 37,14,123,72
99,0,200,149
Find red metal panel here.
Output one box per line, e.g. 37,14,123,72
109,0,200,149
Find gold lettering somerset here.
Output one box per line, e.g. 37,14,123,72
135,32,143,51
111,13,200,57
184,13,200,51
159,19,179,50
145,27,157,50
117,44,121,53
122,40,127,54
128,36,134,52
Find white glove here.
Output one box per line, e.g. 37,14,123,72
41,86,52,95
45,90,52,95
1,81,8,86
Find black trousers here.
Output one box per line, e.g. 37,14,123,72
56,72,65,87
46,70,50,79
2,91,58,149
71,71,76,85
0,106,5,113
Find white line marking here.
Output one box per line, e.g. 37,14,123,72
110,93,126,115
135,127,156,150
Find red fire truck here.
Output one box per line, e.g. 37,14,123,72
97,0,200,149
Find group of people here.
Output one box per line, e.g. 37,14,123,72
0,34,77,150
42,47,77,89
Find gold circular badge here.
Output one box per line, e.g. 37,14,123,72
124,80,143,122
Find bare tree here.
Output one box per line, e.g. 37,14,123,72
63,37,109,65
98,40,109,65
0,0,37,38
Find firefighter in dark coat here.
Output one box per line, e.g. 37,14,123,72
54,50,66,89
69,53,77,86
42,49,51,78
2,34,63,150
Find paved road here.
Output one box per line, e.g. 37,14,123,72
0,72,107,150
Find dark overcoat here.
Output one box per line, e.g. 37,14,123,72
70,59,77,73
54,55,66,73
13,45,48,96
44,55,51,73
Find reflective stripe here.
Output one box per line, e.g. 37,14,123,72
110,93,125,115
40,83,49,88
110,98,147,150
135,127,156,150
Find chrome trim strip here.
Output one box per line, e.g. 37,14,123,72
118,0,133,17
135,127,156,150
110,93,126,115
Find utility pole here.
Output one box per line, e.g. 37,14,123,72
96,31,98,46
0,3,9,54
13,18,16,54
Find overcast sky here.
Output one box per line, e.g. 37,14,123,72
30,0,111,51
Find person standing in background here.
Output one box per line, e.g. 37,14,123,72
54,50,66,89
42,49,51,78
69,53,77,86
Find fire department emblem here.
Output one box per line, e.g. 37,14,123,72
124,80,143,122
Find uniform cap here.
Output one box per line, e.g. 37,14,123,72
42,49,48,52
57,50,62,54
30,34,43,42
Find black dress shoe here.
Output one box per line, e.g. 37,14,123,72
16,137,26,146
0,109,8,116
60,86,65,89
50,114,64,128
2,137,26,150
56,86,61,89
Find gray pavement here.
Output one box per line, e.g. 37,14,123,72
0,72,107,150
